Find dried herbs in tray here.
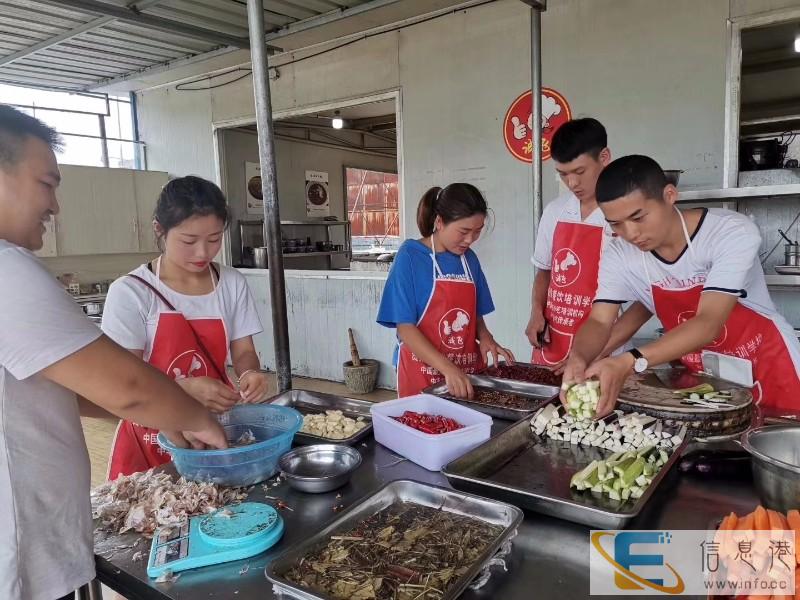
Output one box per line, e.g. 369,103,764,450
284,502,502,600
467,389,539,410
480,363,562,387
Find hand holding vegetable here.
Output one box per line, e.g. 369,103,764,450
564,380,601,419
584,354,635,418
238,370,269,403
559,355,587,405
178,376,239,414
163,415,228,450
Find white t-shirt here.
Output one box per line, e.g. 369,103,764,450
532,192,614,270
101,263,263,363
596,208,800,371
0,240,102,600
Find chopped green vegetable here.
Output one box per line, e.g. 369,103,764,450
565,380,601,419
570,460,599,490
621,456,645,487
570,445,672,504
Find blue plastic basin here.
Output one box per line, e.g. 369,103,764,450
158,404,303,486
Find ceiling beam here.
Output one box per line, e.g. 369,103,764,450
276,120,396,142
742,57,800,75
90,0,491,92
0,0,162,68
349,114,395,128
35,0,259,49
85,46,241,90
264,0,405,42
274,133,396,158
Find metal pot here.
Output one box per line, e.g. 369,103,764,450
784,244,800,267
739,426,800,512
253,247,268,269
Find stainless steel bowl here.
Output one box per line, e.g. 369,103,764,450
279,444,362,493
740,426,800,512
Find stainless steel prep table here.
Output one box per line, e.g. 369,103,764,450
93,423,759,600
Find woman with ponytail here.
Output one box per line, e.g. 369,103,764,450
377,183,514,398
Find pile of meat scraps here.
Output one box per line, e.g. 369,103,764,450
91,469,249,537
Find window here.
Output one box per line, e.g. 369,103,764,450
0,84,142,169
737,20,800,182
346,167,400,251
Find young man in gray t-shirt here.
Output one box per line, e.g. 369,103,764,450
0,106,227,600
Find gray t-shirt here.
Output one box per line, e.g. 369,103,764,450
0,240,102,600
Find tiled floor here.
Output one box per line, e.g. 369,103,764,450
83,375,395,487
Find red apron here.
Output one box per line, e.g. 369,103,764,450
396,238,484,397
645,211,800,410
533,217,605,365
107,261,230,480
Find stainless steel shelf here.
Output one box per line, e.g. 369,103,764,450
239,219,352,270
282,251,350,258
677,184,800,203
281,220,349,226
240,219,349,226
765,274,800,288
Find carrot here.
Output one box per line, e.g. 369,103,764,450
768,509,790,531
754,506,770,530
787,510,800,530
795,566,800,600
718,512,740,561
734,512,756,550
787,511,800,566
738,512,756,530
723,512,740,530
717,512,737,542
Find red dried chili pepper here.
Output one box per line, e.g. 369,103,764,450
392,411,464,434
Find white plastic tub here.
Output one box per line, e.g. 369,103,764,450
370,394,492,471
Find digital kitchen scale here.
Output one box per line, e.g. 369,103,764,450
147,502,284,578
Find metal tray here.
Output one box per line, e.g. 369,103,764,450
266,479,523,600
424,374,558,421
442,405,688,529
477,361,563,387
268,390,373,446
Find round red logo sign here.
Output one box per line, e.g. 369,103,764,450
503,88,572,163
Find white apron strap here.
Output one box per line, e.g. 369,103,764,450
155,255,218,293
642,206,696,299
429,235,474,283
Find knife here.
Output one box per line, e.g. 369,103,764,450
652,368,705,390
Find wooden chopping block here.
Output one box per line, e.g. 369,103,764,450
617,369,753,438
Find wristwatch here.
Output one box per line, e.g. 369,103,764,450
628,348,649,373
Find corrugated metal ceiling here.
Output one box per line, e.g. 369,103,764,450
0,0,384,91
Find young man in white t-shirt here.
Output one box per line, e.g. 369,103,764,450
0,107,227,600
562,154,800,416
526,118,648,367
